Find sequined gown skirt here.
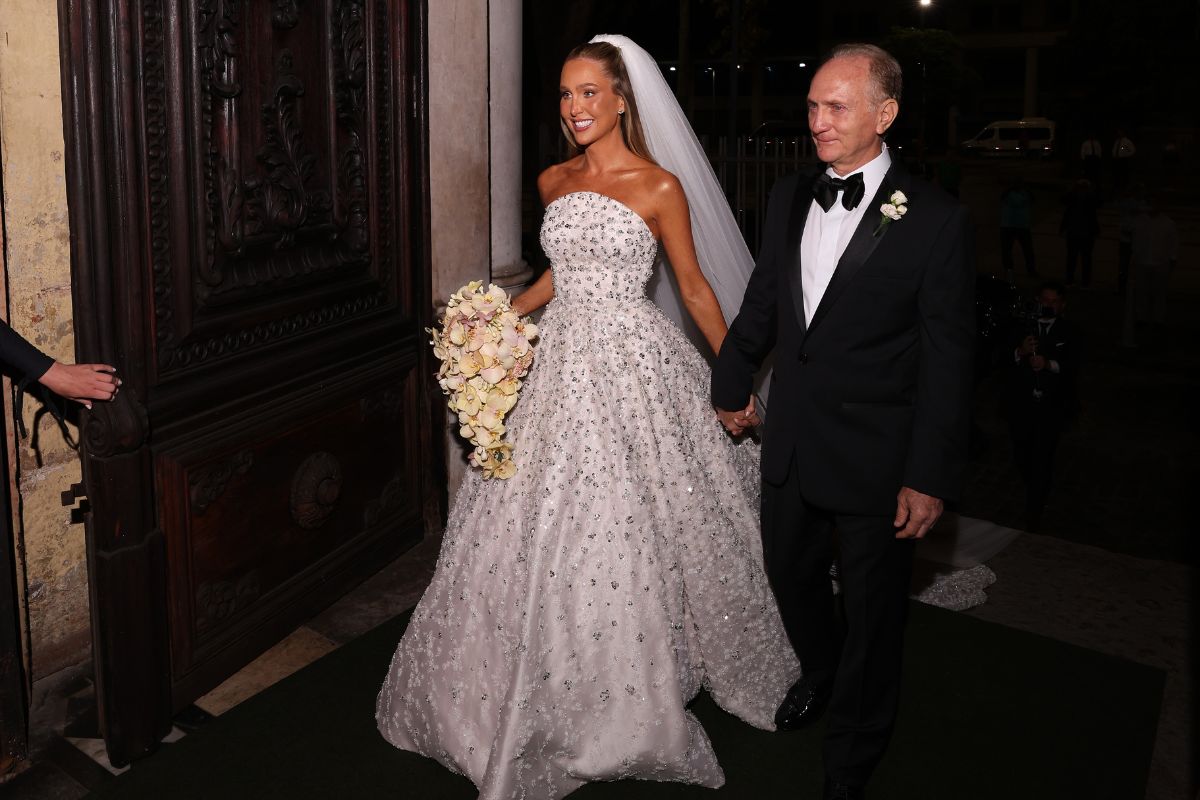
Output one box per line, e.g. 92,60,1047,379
376,192,800,800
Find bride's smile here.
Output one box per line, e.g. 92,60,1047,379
558,58,626,149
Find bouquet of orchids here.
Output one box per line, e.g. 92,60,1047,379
429,281,538,479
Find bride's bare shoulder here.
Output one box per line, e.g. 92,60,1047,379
537,158,585,204
636,164,686,210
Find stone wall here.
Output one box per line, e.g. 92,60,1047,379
0,0,90,679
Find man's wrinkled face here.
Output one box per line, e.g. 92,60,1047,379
807,56,897,175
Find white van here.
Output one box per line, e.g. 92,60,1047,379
961,118,1056,157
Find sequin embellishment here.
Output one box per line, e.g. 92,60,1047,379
376,192,801,799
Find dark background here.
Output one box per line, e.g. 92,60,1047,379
523,0,1199,174
517,0,1199,572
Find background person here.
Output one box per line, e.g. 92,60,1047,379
1004,282,1080,531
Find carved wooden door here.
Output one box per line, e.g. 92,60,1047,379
57,0,435,765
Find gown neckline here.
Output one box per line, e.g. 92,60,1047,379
545,190,656,242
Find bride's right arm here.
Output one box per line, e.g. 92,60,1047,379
511,270,553,316
511,168,563,317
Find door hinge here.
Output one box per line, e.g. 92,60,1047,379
61,482,90,524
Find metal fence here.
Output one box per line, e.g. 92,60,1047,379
705,135,814,253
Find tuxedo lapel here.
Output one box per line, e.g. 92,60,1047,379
785,169,820,333
804,166,904,339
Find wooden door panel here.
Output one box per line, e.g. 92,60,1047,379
155,0,404,379
157,359,421,693
58,0,432,763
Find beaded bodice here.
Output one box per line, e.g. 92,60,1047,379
540,191,659,307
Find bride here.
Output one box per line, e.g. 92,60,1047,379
376,35,799,799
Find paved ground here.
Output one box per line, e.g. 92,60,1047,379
957,157,1197,798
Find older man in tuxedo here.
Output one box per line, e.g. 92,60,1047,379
713,44,974,799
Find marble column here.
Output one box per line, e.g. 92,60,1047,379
488,0,532,291
429,0,492,495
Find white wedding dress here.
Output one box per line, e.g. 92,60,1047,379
376,191,801,799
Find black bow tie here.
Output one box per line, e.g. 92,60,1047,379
812,171,866,212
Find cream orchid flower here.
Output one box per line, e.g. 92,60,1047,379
430,280,540,478
459,352,483,377
480,365,507,384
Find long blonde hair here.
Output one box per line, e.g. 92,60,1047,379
559,42,656,163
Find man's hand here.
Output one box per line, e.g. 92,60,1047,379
39,362,120,409
1029,353,1047,371
893,487,943,539
716,396,759,436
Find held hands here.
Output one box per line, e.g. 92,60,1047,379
893,487,943,539
716,396,759,436
39,362,121,409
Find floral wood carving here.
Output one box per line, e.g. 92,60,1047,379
290,452,343,529
199,0,242,287
242,50,331,251
151,0,395,371
196,570,261,630
190,450,255,515
272,0,301,29
199,0,242,99
370,0,394,287
364,474,405,528
144,1,177,356
360,389,403,423
334,0,369,254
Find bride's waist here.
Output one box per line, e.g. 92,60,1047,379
549,290,654,310
541,294,663,328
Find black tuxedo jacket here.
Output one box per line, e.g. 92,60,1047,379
0,321,53,382
713,165,975,516
1004,316,1080,420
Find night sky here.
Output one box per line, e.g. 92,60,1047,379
524,0,1198,150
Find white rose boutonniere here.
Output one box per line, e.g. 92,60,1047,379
875,190,908,236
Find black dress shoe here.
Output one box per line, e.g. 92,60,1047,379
774,676,832,731
824,778,865,799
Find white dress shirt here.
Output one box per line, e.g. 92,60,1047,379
800,144,892,325
1013,317,1061,373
